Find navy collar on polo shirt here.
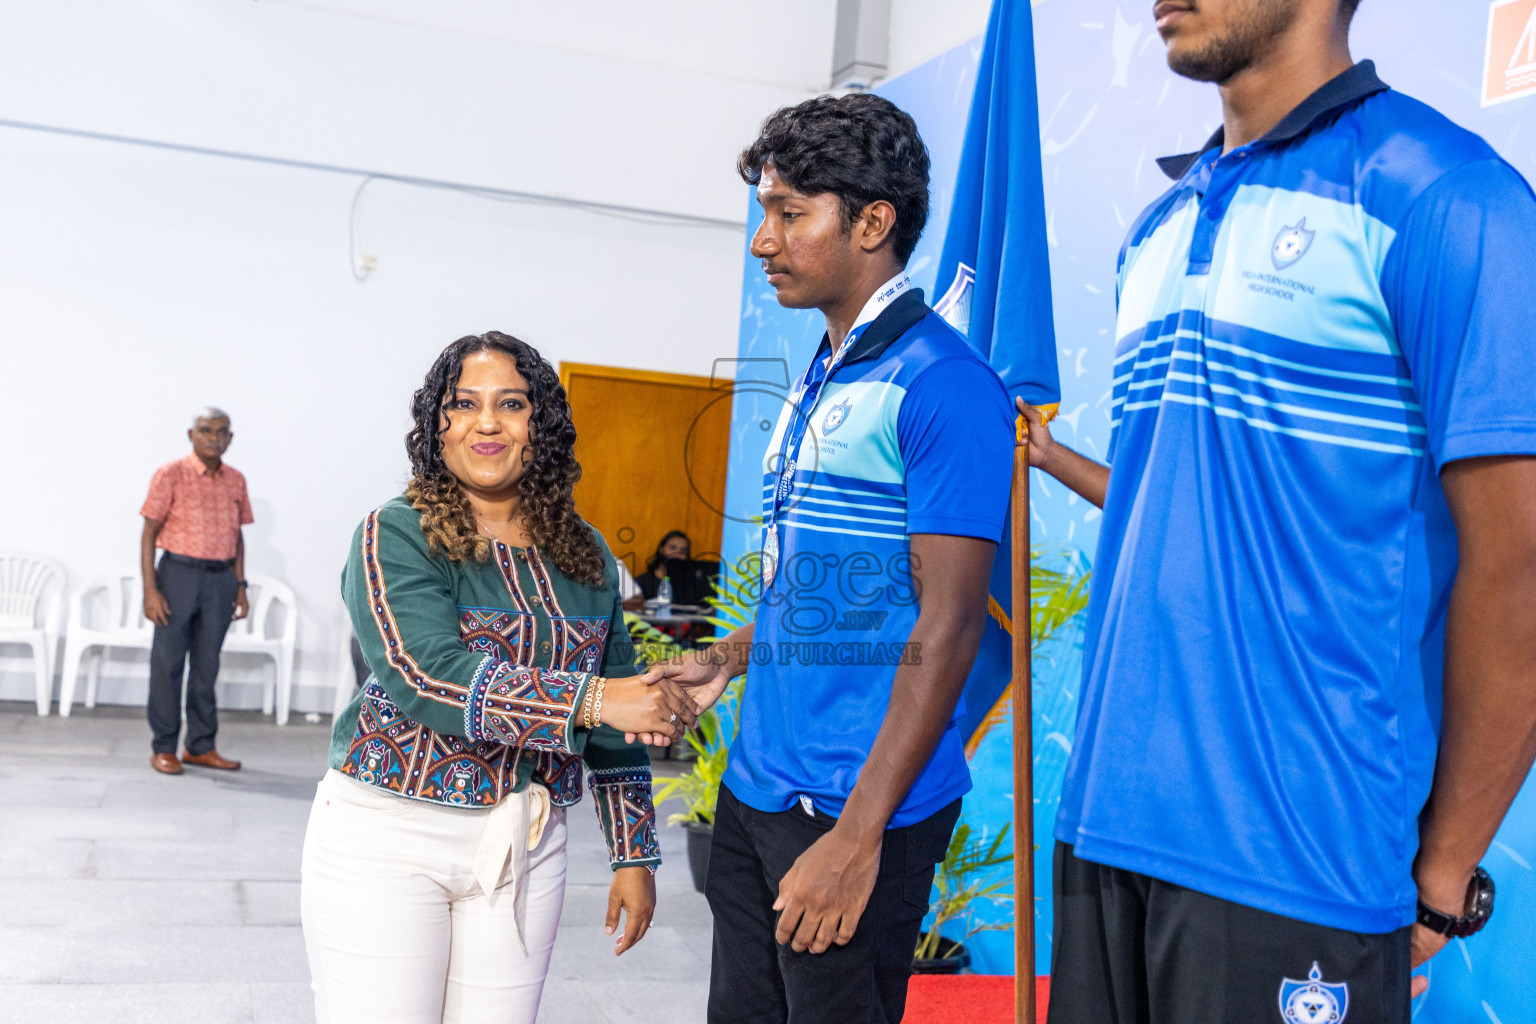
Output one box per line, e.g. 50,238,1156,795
1154,60,1391,181
828,287,930,366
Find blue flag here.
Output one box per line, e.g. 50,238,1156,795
933,0,1059,747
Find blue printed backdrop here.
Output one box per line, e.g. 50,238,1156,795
722,1,1536,1016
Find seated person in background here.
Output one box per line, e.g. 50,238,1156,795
635,530,690,602
635,531,714,648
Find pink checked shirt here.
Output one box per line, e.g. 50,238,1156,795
141,454,254,561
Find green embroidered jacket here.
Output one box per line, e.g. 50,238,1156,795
332,496,659,869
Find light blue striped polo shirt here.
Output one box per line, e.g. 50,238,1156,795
1055,62,1536,932
725,287,1015,827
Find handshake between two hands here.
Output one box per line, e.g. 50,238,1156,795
594,648,736,746
595,647,734,964
599,647,885,960
596,649,736,958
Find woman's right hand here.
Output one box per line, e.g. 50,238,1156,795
596,676,700,742
626,650,735,746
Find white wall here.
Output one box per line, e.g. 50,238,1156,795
0,0,835,223
887,0,993,80
261,0,838,94
0,1,835,715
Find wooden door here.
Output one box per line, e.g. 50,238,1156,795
560,362,732,577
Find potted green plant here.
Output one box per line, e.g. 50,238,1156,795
624,614,695,759
964,552,1092,757
913,822,1014,973
633,559,761,892
625,553,760,670
915,550,1091,971
1028,553,1092,655
626,612,688,668
651,681,741,892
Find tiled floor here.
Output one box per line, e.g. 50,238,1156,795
0,702,713,1023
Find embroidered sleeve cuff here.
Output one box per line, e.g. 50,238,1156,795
588,766,662,870
464,660,587,755
461,654,496,738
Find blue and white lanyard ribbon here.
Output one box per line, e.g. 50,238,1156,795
761,275,908,586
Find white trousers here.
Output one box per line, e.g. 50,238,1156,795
300,770,568,1024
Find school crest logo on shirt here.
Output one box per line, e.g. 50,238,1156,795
822,397,853,435
1278,963,1349,1024
1271,218,1316,270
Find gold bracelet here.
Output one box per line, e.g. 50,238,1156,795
581,680,598,731
591,676,607,729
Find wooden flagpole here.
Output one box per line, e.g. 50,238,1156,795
1012,422,1035,1024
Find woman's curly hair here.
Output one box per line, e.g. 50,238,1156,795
404,332,606,587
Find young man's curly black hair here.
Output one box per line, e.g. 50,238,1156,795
738,93,931,265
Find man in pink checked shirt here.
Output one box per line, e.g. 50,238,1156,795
140,406,253,776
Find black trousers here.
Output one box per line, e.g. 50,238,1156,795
147,556,239,755
706,783,961,1024
1049,842,1412,1024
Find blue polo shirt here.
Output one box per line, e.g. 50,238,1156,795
725,288,1015,827
1055,62,1536,932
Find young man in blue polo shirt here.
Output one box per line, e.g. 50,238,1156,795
1018,0,1536,1020
641,94,1015,1024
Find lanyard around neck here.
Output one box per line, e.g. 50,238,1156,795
762,274,910,580
765,321,868,534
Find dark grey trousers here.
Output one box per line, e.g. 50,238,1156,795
147,557,239,755
705,784,961,1024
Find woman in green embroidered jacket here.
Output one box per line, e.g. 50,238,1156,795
300,332,700,1024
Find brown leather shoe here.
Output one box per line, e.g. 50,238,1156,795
150,753,183,775
181,749,241,771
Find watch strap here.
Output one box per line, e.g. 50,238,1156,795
1416,866,1495,938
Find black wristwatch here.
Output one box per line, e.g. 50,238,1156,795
236,579,249,589
1416,866,1495,938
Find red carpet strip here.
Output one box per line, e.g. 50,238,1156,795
904,975,1049,1023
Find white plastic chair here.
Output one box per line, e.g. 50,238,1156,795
615,558,641,601
59,572,152,716
0,552,69,716
225,572,299,725
60,570,299,723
